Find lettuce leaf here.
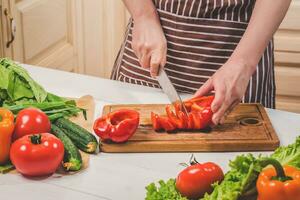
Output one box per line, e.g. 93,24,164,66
0,58,47,102
146,179,187,200
271,136,300,168
201,154,261,200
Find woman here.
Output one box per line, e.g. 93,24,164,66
111,0,291,124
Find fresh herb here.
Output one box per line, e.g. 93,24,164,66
146,179,188,200
0,58,84,121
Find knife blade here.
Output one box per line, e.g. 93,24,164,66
156,68,188,116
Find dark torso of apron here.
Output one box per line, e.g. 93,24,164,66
111,0,275,108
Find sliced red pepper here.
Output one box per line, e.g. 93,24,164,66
191,112,202,130
151,112,161,131
177,111,188,129
157,116,176,132
150,95,214,132
93,109,139,143
183,101,193,111
187,113,194,130
200,107,213,128
191,103,204,113
166,105,186,129
189,96,214,107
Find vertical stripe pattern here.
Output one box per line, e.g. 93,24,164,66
111,0,275,108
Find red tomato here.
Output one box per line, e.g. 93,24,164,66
176,162,224,199
14,108,51,140
10,133,64,176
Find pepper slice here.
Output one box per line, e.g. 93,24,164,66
0,108,15,164
151,96,214,132
257,158,300,200
157,116,176,132
93,109,139,143
151,112,162,131
188,96,214,107
166,105,186,129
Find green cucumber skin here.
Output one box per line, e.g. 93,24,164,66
51,124,82,171
55,118,98,153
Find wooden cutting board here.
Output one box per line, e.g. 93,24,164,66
100,103,279,153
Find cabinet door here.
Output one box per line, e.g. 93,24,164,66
5,0,83,72
275,0,300,113
82,0,128,78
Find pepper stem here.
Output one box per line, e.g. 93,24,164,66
0,115,3,122
30,134,42,144
259,158,293,182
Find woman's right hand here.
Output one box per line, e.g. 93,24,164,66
131,13,167,77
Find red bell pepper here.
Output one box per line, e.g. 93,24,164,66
151,96,214,132
93,109,139,143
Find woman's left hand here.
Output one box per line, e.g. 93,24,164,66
193,58,255,125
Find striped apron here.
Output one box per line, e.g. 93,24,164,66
111,0,275,108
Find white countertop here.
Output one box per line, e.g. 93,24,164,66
1,65,300,200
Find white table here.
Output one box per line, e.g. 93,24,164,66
1,65,300,200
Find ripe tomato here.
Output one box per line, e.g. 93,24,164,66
176,162,224,199
14,108,51,140
10,133,64,176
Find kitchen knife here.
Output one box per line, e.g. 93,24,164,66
156,68,188,115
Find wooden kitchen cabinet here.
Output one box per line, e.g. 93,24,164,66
0,0,128,76
0,0,84,72
274,0,300,113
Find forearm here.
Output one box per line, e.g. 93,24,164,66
230,0,291,73
122,0,159,22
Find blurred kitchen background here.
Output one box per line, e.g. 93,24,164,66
0,0,299,113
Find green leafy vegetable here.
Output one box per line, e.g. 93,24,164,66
271,136,300,169
0,58,84,121
0,58,47,102
201,154,261,200
146,179,187,200
145,136,300,200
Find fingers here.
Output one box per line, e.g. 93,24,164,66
212,96,230,125
212,96,240,125
150,48,167,77
150,53,161,77
139,53,151,69
211,83,226,113
193,78,214,98
219,100,240,124
133,44,166,77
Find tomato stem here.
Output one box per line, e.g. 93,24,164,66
260,158,293,182
189,154,199,165
30,134,42,144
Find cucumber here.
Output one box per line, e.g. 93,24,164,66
0,162,14,174
55,118,98,153
51,124,82,171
